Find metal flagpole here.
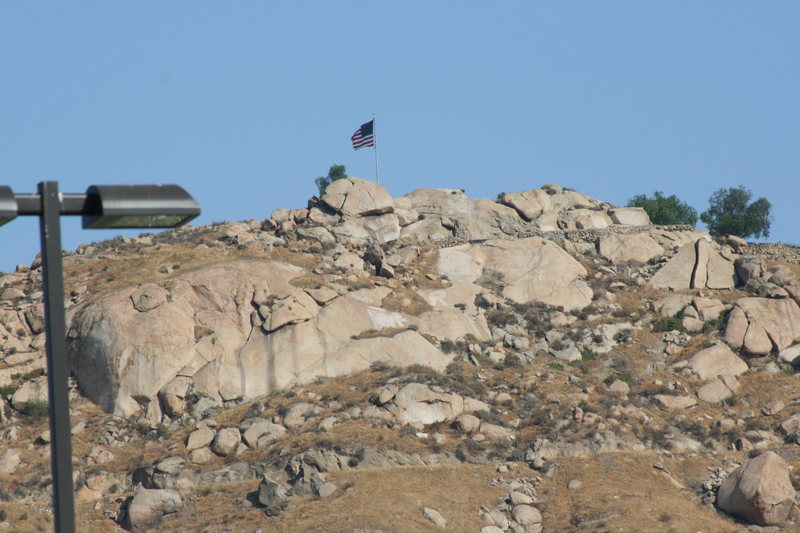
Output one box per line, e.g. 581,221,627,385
372,112,380,184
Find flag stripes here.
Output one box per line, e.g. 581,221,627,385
351,120,375,150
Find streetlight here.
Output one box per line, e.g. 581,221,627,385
1,182,200,533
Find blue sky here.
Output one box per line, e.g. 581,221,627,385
1,2,798,272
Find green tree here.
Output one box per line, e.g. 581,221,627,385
626,191,698,226
314,164,347,195
700,186,772,238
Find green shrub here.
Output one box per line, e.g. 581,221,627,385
547,362,565,372
21,400,49,420
652,316,685,333
314,164,347,195
0,385,19,400
580,347,597,361
702,309,731,334
603,371,633,386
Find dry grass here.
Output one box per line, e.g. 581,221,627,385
536,452,746,532
289,273,331,290
351,327,412,340
63,239,322,305
380,286,432,316
167,464,509,533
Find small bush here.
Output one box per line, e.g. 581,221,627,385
455,447,468,462
603,371,633,385
445,362,463,375
703,309,731,334
19,369,45,381
474,293,493,309
464,437,486,455
486,308,517,328
476,269,506,295
613,329,632,343
652,317,685,333
0,385,19,400
580,347,597,361
370,360,392,372
641,426,672,450
550,339,566,351
440,340,457,354
400,425,417,437
21,400,49,420
547,362,565,372
571,361,589,375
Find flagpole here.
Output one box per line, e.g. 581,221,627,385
372,112,380,184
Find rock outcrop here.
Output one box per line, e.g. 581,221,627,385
71,260,453,415
436,237,593,311
498,185,610,230
397,188,527,241
723,297,800,355
650,238,736,290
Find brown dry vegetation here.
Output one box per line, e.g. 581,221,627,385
5,232,800,532
380,285,432,316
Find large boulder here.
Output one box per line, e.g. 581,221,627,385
436,237,593,311
380,383,489,429
499,189,546,221
388,383,465,428
320,177,394,217
558,208,612,230
10,375,49,410
686,343,748,381
717,452,795,525
608,207,650,226
724,298,800,355
127,486,183,531
597,232,664,264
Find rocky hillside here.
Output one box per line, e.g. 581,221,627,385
2,179,800,532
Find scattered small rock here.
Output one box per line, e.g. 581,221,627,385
421,507,447,528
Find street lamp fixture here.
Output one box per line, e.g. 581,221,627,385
0,186,16,226
1,181,200,533
82,184,200,229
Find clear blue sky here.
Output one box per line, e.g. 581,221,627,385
1,3,798,273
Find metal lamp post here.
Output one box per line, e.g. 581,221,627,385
0,182,200,533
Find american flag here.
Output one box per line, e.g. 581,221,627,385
351,120,375,150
